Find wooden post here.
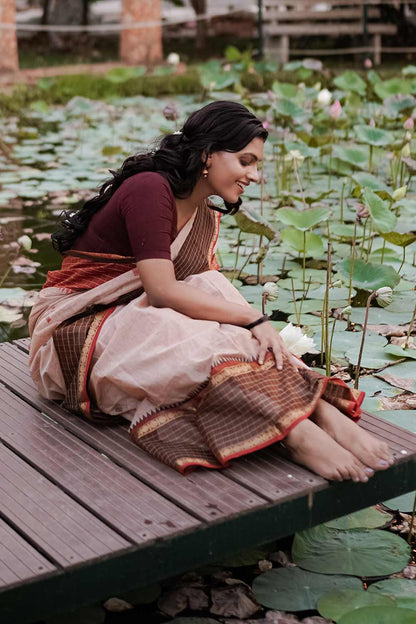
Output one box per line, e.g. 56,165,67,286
373,33,381,66
0,0,19,72
280,34,289,64
120,0,163,65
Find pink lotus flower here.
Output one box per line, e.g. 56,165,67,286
262,121,269,130
369,118,376,127
223,64,231,72
364,58,373,69
404,117,415,131
330,100,342,119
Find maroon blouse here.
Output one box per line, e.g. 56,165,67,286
73,172,178,261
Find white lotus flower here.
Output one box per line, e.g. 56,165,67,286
167,52,180,66
280,323,319,357
17,235,32,250
392,185,407,202
317,88,332,106
375,286,393,308
262,282,279,301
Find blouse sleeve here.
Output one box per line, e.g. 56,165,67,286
120,172,177,262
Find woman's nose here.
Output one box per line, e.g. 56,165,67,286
247,165,259,183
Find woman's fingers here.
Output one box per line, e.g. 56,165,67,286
272,344,283,370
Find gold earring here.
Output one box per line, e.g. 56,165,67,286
202,168,208,179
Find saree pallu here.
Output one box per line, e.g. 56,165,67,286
29,203,364,474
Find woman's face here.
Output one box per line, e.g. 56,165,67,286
205,137,264,204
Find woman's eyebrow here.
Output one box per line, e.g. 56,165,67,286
241,152,262,162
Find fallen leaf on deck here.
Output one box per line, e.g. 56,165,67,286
391,336,416,349
210,585,260,618
402,565,416,579
376,374,415,392
266,612,299,622
380,394,416,410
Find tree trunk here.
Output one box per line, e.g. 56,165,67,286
190,0,207,53
0,0,19,72
120,0,163,65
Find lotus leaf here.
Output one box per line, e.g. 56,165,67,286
292,525,410,576
354,125,395,147
337,258,400,290
233,208,277,241
324,507,392,530
318,588,395,621
273,99,305,121
339,606,416,624
362,188,397,233
368,578,416,611
376,359,416,392
333,71,366,96
271,81,298,99
352,172,391,193
374,78,412,100
384,344,416,360
332,145,369,169
252,567,362,611
380,232,416,248
280,228,323,256
382,492,416,513
275,207,330,231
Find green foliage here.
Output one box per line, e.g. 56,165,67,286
337,259,401,291
324,507,392,530
368,578,416,610
338,606,416,624
318,589,395,621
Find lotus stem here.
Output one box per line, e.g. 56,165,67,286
262,292,267,316
348,221,357,310
369,145,373,173
340,178,346,223
354,291,377,389
329,315,337,369
398,246,407,274
298,276,312,320
236,251,255,281
291,277,300,326
325,242,332,377
360,218,368,259
405,305,416,349
380,239,386,264
407,492,416,545
302,231,307,292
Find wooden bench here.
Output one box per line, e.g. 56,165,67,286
1,337,416,623
262,1,398,64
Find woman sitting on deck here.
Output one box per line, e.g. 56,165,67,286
29,100,393,481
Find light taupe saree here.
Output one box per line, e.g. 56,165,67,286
29,202,364,474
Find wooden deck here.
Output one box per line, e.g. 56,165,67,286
1,338,416,623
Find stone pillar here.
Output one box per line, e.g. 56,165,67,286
120,0,163,65
0,0,19,72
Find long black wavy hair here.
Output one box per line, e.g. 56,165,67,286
52,100,268,253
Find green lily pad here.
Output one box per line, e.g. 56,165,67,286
274,98,305,121
376,360,416,392
380,232,416,248
333,145,369,169
363,188,397,234
281,228,324,256
318,588,395,621
337,258,401,290
375,78,412,100
369,578,416,611
384,344,416,360
355,125,395,147
383,491,416,512
352,172,392,193
252,567,362,612
334,71,367,95
339,606,416,624
324,507,392,530
275,207,330,231
292,525,410,576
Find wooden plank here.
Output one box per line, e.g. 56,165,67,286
0,343,270,520
263,8,380,22
264,22,396,36
0,386,200,542
0,517,55,587
0,442,130,568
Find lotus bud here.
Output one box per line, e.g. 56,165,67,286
17,235,32,251
405,131,413,143
404,117,414,131
262,282,279,301
356,203,370,220
330,100,342,119
375,286,393,308
267,90,275,101
317,88,332,106
332,280,342,288
369,118,376,127
392,185,407,202
162,103,178,122
262,120,270,130
342,305,352,315
223,63,231,72
167,52,180,66
364,58,373,69
402,143,411,158
313,81,322,91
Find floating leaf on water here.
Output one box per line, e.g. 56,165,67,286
352,172,391,194
384,344,416,360
252,567,362,611
318,588,395,622
324,507,392,530
292,525,411,576
383,492,416,513
362,188,397,233
354,125,395,147
339,606,416,624
337,258,400,290
332,144,369,169
368,578,416,611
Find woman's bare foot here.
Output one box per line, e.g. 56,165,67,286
283,418,372,482
311,399,394,471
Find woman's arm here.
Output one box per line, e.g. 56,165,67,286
137,258,293,370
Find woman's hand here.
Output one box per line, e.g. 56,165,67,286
250,321,294,370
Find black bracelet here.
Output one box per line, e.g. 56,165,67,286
244,314,269,330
